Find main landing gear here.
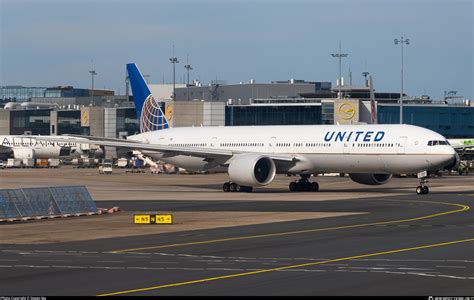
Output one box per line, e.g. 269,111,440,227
416,176,429,195
289,175,319,192
223,182,253,193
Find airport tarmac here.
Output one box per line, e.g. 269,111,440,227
0,167,473,295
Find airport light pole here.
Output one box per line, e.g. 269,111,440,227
394,36,410,124
125,75,129,98
169,57,179,100
184,63,193,101
89,70,97,105
184,64,193,86
331,43,348,99
362,71,370,87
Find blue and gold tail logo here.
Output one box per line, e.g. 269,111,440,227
140,95,169,132
127,63,171,133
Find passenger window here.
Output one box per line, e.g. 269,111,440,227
428,141,432,146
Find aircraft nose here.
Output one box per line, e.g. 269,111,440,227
444,151,460,171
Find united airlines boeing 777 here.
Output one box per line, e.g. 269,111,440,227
49,63,461,195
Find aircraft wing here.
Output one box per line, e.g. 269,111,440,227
61,134,139,143
34,135,297,164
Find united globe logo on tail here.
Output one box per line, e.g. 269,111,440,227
140,94,169,132
127,63,171,133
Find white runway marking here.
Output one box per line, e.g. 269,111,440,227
0,264,472,280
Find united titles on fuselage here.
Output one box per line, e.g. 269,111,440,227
324,131,385,142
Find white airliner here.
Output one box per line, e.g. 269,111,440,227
0,135,100,160
43,63,459,195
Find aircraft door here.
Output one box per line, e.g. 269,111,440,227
211,137,218,148
343,142,350,154
397,136,407,154
269,137,277,153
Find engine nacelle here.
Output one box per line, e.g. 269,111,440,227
228,154,276,187
13,148,35,159
349,173,392,185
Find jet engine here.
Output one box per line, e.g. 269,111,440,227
228,154,276,187
13,148,35,159
349,173,392,185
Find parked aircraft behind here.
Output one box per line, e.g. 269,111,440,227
0,135,102,160
39,63,461,195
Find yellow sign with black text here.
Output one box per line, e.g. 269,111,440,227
134,214,173,224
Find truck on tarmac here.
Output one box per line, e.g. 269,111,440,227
99,162,113,175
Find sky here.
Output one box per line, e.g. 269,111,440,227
0,0,472,100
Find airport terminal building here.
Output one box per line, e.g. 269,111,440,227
1,82,473,147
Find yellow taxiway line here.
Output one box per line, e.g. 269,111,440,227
98,237,474,296
112,200,469,253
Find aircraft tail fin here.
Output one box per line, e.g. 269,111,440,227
126,63,170,132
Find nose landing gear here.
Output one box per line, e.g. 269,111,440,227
289,175,319,192
416,172,429,195
416,185,429,195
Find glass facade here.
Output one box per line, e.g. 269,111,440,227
1,86,47,102
321,102,334,124
45,87,90,98
378,105,474,138
57,110,84,135
226,105,322,126
10,109,51,135
116,108,139,136
1,86,92,102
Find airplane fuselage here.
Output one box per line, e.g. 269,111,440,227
0,135,85,159
129,124,457,175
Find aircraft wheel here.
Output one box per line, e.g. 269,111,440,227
295,182,302,192
416,186,423,195
230,183,237,192
223,182,230,192
235,184,242,192
303,182,311,192
311,182,319,192
289,182,297,192
422,186,429,194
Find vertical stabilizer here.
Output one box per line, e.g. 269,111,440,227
126,63,170,132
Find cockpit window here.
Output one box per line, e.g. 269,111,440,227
428,140,449,146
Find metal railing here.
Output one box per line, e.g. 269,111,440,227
0,186,97,219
